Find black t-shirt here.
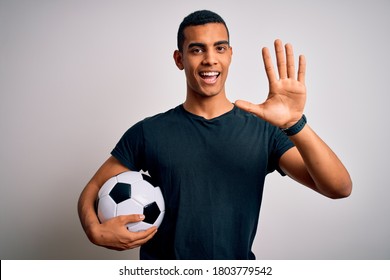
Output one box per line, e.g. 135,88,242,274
111,105,294,259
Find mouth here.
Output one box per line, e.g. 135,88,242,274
199,71,220,84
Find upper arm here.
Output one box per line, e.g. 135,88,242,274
80,156,130,207
89,156,130,190
279,147,317,190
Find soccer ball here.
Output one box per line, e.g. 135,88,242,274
96,171,165,232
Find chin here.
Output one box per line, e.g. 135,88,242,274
199,86,224,97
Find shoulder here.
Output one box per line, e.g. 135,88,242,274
119,106,180,137
127,106,187,137
142,105,183,125
232,106,272,128
233,106,292,145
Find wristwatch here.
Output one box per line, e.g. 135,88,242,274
280,114,307,136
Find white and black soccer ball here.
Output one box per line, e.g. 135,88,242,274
96,171,165,232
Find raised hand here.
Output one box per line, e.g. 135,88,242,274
235,39,306,128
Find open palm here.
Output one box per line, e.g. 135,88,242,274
236,39,306,128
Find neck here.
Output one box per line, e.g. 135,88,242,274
183,94,234,120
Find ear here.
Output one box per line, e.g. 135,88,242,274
173,50,184,70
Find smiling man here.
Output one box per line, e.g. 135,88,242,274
78,10,352,260
173,22,232,114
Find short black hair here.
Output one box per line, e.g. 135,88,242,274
177,10,230,52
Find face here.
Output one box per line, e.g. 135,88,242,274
174,23,232,99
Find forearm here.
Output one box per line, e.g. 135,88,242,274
289,124,352,198
77,181,101,244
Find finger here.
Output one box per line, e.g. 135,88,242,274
118,214,145,225
131,226,157,240
102,224,157,251
285,43,295,79
235,100,265,119
262,47,277,84
297,54,306,84
274,39,287,79
127,226,158,248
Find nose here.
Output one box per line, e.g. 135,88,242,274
202,50,218,65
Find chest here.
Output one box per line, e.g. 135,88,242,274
143,119,271,177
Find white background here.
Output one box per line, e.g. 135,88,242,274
1,0,389,260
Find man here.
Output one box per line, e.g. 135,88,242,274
78,10,352,259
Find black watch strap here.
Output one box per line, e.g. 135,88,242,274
280,114,307,136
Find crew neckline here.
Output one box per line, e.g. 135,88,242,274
179,104,236,121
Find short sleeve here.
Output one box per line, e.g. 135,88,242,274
267,127,295,176
111,120,146,172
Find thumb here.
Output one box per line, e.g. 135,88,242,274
235,100,265,119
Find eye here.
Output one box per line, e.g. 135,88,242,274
216,45,228,53
191,48,204,54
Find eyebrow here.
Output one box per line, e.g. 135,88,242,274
188,40,230,49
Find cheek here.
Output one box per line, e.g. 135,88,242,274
184,69,199,88
223,56,232,68
183,64,198,80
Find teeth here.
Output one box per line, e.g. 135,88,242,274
200,72,219,76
